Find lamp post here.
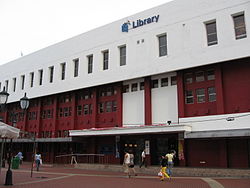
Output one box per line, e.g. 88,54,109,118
19,93,34,178
0,87,13,186
0,87,9,180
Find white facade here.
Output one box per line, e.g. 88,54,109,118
0,0,249,105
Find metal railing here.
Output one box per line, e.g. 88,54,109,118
55,153,109,164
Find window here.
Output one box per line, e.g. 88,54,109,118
107,87,113,96
38,69,43,85
87,55,93,74
119,45,126,66
106,101,112,112
185,90,194,104
207,69,215,80
103,50,109,70
99,103,104,113
233,13,247,39
140,82,144,90
196,88,205,103
184,73,193,84
30,72,34,87
195,71,205,82
152,79,158,88
112,101,117,112
49,66,54,83
83,104,89,115
77,105,82,115
5,80,9,92
61,63,66,80
47,109,52,118
21,75,25,90
161,78,168,87
13,78,16,92
64,107,69,117
131,83,138,92
73,58,79,77
205,21,218,46
158,34,167,56
208,87,216,102
171,76,177,85
122,85,129,93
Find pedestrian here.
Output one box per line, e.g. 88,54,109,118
160,155,170,181
123,150,130,177
15,151,23,164
128,150,137,177
139,149,147,168
70,148,77,165
35,152,42,171
165,150,175,178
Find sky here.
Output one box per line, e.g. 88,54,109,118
0,0,173,66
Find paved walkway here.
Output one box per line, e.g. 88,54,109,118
0,163,249,188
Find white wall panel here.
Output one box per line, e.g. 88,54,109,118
0,0,249,103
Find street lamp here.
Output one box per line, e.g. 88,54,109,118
0,87,9,180
0,87,13,186
0,87,9,108
20,93,29,111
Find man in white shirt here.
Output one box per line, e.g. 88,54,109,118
139,149,147,168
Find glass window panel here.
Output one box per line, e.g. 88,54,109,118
196,71,205,82
233,14,247,39
196,88,205,103
207,70,215,80
185,90,194,104
206,21,218,46
208,87,216,102
184,73,193,84
171,76,177,85
152,79,158,88
161,78,168,87
158,34,167,57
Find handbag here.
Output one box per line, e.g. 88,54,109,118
158,171,163,177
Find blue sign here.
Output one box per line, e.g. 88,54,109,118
121,15,160,32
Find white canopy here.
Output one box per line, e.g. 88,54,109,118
0,121,20,139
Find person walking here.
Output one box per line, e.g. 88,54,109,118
166,150,175,178
70,148,77,165
15,151,23,164
139,149,147,168
123,151,130,177
160,155,170,181
128,150,137,178
35,152,42,171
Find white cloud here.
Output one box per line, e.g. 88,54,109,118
0,0,172,65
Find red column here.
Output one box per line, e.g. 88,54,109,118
37,99,42,138
91,88,97,128
215,64,225,114
177,72,185,118
71,92,76,130
116,83,123,127
52,96,58,138
144,77,152,125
